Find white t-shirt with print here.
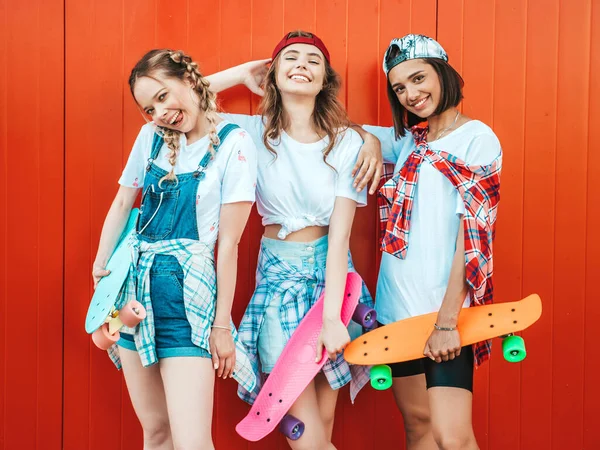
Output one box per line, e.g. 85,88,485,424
363,121,501,324
119,121,257,246
219,113,366,239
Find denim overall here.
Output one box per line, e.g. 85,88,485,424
118,123,240,358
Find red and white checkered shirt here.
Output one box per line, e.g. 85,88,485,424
378,125,502,366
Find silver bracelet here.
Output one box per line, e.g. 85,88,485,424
434,323,457,331
211,325,232,331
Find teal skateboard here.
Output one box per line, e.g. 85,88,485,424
85,209,146,349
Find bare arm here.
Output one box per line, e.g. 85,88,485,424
210,201,253,378
423,219,468,363
316,197,357,361
92,186,140,287
350,124,384,195
205,59,271,95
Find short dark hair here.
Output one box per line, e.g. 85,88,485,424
386,57,464,139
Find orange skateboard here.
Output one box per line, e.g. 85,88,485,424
344,294,542,390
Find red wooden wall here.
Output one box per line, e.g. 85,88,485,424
1,0,599,449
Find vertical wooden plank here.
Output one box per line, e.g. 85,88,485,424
36,0,66,447
488,1,527,449
64,0,126,448
0,0,8,446
552,1,591,449
63,1,93,447
156,0,187,49
4,4,41,447
283,0,315,33
584,1,600,448
317,0,348,110
2,0,64,448
520,0,559,448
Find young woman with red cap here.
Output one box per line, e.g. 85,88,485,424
206,31,382,449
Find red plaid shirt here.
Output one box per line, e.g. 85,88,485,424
378,125,502,366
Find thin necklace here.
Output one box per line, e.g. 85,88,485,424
433,110,460,141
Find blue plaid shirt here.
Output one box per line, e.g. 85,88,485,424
237,243,373,404
107,237,256,393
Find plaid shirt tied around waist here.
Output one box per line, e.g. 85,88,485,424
378,125,502,365
106,237,256,393
236,243,373,404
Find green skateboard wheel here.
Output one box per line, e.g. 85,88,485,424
502,335,527,363
370,365,392,390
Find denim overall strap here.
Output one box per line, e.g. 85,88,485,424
193,123,240,179
145,123,240,175
137,122,241,243
146,131,165,172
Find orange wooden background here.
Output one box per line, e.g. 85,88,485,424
1,0,599,449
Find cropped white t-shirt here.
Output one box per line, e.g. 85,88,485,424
364,121,501,324
219,113,367,239
119,121,258,246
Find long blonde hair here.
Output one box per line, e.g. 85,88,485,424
260,30,349,165
129,49,219,186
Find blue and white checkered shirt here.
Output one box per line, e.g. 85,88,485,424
107,237,256,394
237,243,372,404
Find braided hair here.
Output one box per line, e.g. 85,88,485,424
129,49,219,186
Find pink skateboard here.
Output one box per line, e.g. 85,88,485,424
236,272,375,442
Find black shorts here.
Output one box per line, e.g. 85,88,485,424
388,344,474,392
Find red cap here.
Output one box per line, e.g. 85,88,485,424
271,32,331,63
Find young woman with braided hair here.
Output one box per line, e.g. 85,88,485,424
92,49,258,449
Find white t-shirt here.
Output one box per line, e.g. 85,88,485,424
119,121,258,246
363,121,501,324
219,113,367,239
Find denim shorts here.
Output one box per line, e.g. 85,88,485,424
117,254,211,359
257,235,362,373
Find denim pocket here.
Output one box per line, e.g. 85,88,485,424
168,272,184,294
138,187,179,240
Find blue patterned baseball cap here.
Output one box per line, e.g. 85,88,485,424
383,34,448,76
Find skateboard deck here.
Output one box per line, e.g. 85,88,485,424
236,272,364,442
85,209,139,334
344,294,542,366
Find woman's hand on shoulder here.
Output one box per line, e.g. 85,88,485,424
352,131,383,195
240,59,272,96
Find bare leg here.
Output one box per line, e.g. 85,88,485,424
391,375,437,450
285,379,337,450
428,387,478,450
314,372,340,440
119,347,173,450
159,357,216,450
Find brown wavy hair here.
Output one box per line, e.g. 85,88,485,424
129,49,219,186
259,30,349,165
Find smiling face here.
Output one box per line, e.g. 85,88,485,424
274,43,326,98
133,72,203,133
387,58,442,119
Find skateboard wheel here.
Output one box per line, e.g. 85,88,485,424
279,414,304,441
92,323,120,350
352,304,377,329
370,364,392,390
502,335,526,363
119,300,147,328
